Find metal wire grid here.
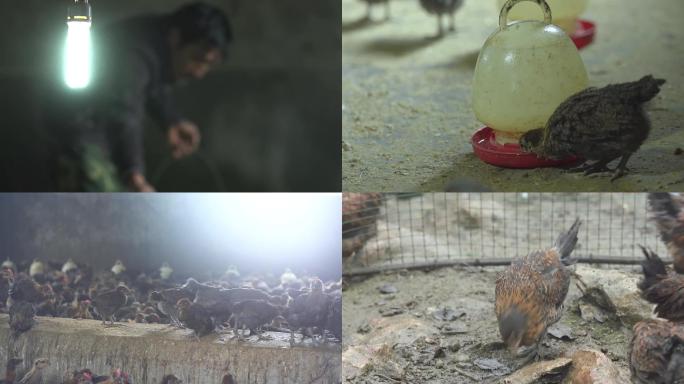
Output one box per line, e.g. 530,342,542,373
343,193,668,276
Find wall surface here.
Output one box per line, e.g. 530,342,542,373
0,315,341,384
0,0,341,191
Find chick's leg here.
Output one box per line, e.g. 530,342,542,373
384,0,391,20
448,12,455,31
437,15,443,37
610,153,632,181
568,159,612,175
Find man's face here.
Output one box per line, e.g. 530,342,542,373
170,32,222,80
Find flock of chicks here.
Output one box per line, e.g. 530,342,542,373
0,259,341,383
360,0,464,36
494,192,684,382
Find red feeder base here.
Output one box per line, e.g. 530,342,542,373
471,126,581,169
571,19,596,50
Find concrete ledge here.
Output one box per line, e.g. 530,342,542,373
0,315,341,384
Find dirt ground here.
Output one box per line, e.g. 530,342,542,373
342,0,684,192
342,265,645,383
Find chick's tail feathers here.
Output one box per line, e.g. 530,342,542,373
612,75,666,104
638,245,668,293
554,218,581,265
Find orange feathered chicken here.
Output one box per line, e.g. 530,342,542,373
495,219,581,364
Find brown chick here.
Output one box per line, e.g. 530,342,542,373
160,374,182,384
221,374,236,384
17,358,49,384
360,0,390,21
418,0,464,36
176,298,214,338
342,193,383,260
92,285,130,325
520,76,666,181
638,246,684,322
0,358,23,384
495,218,581,364
630,319,684,384
649,192,684,274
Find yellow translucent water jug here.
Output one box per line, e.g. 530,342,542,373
471,0,589,144
496,0,588,34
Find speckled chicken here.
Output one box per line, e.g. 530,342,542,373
638,246,684,322
649,192,684,274
17,358,49,384
495,219,581,364
231,299,281,338
176,298,214,338
6,270,48,308
418,0,464,36
0,358,23,384
92,285,130,325
519,76,666,181
360,0,390,21
9,301,35,338
630,319,684,384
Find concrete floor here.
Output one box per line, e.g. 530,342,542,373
342,0,684,192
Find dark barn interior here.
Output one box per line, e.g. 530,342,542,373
0,193,342,383
0,0,341,192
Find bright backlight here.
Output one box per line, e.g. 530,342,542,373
64,21,92,89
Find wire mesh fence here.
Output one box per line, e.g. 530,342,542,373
343,193,669,275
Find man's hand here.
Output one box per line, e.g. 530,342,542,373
129,172,156,192
168,120,201,159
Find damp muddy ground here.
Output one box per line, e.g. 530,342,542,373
342,265,645,383
342,0,684,192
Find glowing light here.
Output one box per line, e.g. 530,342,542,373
64,21,92,89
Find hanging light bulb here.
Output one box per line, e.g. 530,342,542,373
64,0,92,89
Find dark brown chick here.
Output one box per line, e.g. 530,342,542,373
17,358,49,384
231,299,281,339
495,219,581,364
520,76,666,181
286,278,332,344
149,285,195,327
176,298,214,338
638,246,684,322
419,0,464,36
630,319,684,384
0,358,23,384
221,374,236,384
92,285,130,325
649,193,684,274
360,0,390,21
9,301,35,338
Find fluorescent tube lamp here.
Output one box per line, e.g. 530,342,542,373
64,0,92,89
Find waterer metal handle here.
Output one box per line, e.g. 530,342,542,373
499,0,552,28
